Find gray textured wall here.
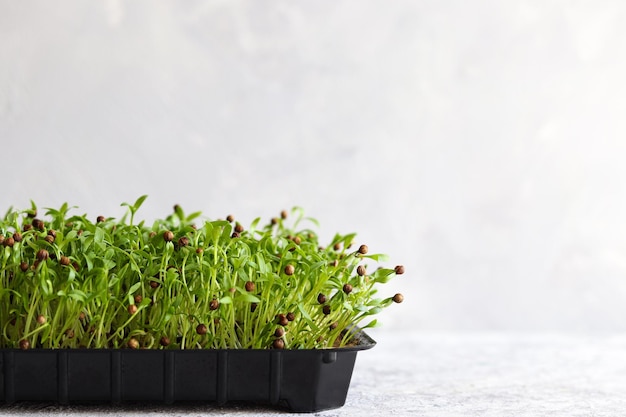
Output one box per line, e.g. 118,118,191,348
2,1,626,333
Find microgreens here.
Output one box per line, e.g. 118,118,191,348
0,196,404,350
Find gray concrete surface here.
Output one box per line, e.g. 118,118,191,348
2,329,626,416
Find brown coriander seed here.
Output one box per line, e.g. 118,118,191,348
44,234,55,244
209,299,220,310
19,339,30,350
277,314,289,326
65,329,75,339
12,232,22,242
20,261,29,272
160,336,171,347
270,217,278,225
322,305,331,315
329,322,338,330
343,284,353,294
72,261,80,271
79,312,86,321
60,256,71,266
96,215,106,223
394,265,405,275
23,224,33,231
274,327,285,337
36,249,49,261
317,293,327,304
231,231,240,238
196,324,208,335
195,247,204,254
273,339,285,349
0,235,4,245
128,304,138,315
4,237,15,248
234,223,244,233
250,303,258,312
134,294,143,304
226,214,234,223
178,236,189,247
47,229,57,238
245,281,255,292
280,210,288,219
358,244,368,254
32,218,44,231
149,231,156,238
293,236,301,245
163,230,174,242
150,280,160,289
392,293,404,303
357,265,366,276
333,242,341,251
128,338,139,349
286,312,295,322
36,314,47,325
284,264,295,275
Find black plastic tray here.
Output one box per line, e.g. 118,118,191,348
0,330,375,412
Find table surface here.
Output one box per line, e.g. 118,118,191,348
2,331,626,416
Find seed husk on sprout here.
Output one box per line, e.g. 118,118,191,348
317,294,327,304
32,218,44,230
273,339,285,349
392,293,404,303
394,265,405,275
245,281,255,292
357,265,366,276
4,237,14,248
128,338,139,349
284,264,295,275
277,314,289,326
36,249,49,261
60,256,71,266
163,230,174,242
358,244,368,254
127,305,138,315
343,284,353,294
209,299,219,310
37,315,47,325
19,340,30,350
196,324,208,335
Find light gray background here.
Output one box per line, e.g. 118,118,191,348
2,0,626,335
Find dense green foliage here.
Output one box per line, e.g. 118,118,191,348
0,196,403,350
